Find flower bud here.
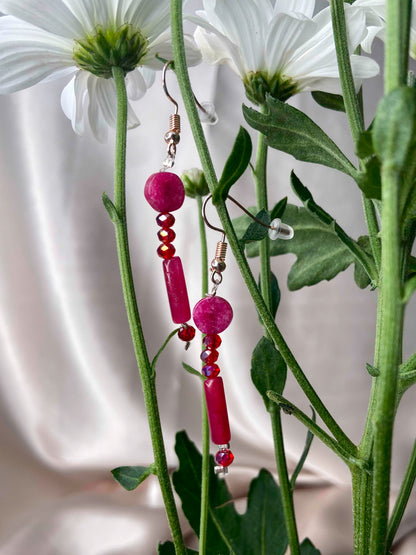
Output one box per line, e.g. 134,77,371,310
181,168,209,198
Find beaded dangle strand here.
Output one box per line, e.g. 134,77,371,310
144,61,195,344
192,210,234,476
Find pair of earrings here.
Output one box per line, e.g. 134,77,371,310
144,61,294,476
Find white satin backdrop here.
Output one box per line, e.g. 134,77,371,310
0,57,415,554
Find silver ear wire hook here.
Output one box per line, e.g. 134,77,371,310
202,194,294,241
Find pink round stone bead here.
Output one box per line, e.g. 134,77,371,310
193,296,233,335
144,172,185,212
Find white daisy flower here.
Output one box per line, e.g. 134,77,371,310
354,0,416,59
193,0,379,105
0,0,201,141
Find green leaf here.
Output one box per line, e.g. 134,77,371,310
242,209,270,242
102,192,121,223
354,236,372,289
182,362,204,380
173,432,289,555
247,204,355,290
158,541,197,554
270,197,288,220
251,337,287,411
373,86,416,170
172,431,238,554
219,469,287,555
258,272,281,319
111,465,154,491
366,363,380,377
312,90,346,112
357,156,382,200
300,538,322,554
213,126,252,204
243,96,358,179
356,129,374,159
290,408,315,489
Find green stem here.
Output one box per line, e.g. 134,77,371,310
271,410,300,555
329,0,382,273
268,392,364,469
386,439,416,551
151,328,180,374
329,0,364,143
368,0,409,549
197,194,210,554
170,0,355,453
255,122,271,316
369,164,403,554
111,66,185,555
255,122,300,555
385,1,411,92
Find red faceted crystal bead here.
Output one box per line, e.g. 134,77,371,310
203,334,222,349
202,364,220,378
145,172,185,212
215,449,234,467
156,212,175,229
158,228,176,243
178,324,196,342
157,243,176,259
204,377,231,444
200,349,219,364
193,296,233,335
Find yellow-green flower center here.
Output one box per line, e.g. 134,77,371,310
73,24,148,78
243,71,299,105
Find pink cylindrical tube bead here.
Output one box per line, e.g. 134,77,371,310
204,377,231,445
163,256,191,324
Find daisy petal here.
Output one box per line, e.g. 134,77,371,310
87,75,108,143
139,67,156,89
126,68,147,101
145,32,202,69
0,16,75,94
60,70,89,134
0,0,84,38
125,0,170,40
61,0,97,33
265,13,309,76
194,26,243,76
274,0,315,18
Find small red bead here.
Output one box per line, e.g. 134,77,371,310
215,448,234,467
178,324,196,342
157,243,176,259
202,364,220,378
156,212,175,228
158,228,176,243
203,334,222,349
200,349,219,364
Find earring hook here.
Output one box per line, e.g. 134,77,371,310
202,194,294,240
162,60,218,124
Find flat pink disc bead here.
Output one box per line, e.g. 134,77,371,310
144,172,185,212
204,377,231,445
163,257,191,324
193,296,233,334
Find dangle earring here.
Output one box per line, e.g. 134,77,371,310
193,195,294,476
144,61,195,344
192,197,234,476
